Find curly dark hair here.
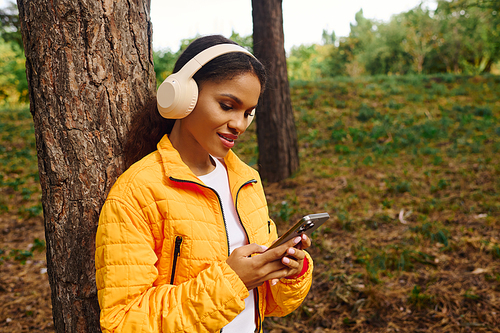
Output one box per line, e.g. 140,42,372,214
123,35,267,169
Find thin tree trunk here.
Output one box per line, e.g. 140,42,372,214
252,0,299,183
16,0,156,331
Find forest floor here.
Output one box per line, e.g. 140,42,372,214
1,74,499,332
0,214,51,332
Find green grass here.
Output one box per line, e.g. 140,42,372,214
0,106,42,218
238,74,500,331
1,74,500,332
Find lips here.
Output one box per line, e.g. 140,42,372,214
218,133,238,149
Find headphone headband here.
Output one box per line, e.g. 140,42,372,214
157,43,256,119
181,44,255,79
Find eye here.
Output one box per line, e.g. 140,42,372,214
219,103,232,111
245,108,256,118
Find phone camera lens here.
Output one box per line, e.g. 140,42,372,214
297,221,315,233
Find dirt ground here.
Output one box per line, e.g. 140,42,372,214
1,182,499,333
1,75,499,332
0,213,53,332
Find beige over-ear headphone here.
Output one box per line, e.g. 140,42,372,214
157,44,257,123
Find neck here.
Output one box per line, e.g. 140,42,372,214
168,120,216,176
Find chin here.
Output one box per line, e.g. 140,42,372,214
210,149,230,159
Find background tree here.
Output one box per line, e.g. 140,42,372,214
401,6,438,74
0,1,27,105
16,0,156,331
287,43,334,81
359,14,411,75
434,0,500,73
0,1,22,49
251,0,299,183
283,1,499,79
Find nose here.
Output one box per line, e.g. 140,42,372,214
228,112,251,134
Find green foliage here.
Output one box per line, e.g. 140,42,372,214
278,200,294,222
356,104,377,122
19,203,43,218
32,238,46,253
432,0,500,74
354,244,436,283
8,249,33,264
286,1,500,80
0,2,28,105
408,285,436,309
287,44,335,80
228,30,253,52
153,48,179,87
410,222,450,247
0,107,41,218
1,248,32,265
243,74,497,331
0,238,45,265
0,1,22,50
0,35,28,105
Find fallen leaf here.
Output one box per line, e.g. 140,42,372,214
471,268,487,274
399,209,407,224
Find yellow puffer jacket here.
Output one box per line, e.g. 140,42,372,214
95,135,313,332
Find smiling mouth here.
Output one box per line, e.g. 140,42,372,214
218,133,236,142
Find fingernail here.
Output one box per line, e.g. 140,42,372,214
272,280,277,286
283,257,290,264
302,234,307,240
294,237,301,244
288,248,295,255
260,245,268,251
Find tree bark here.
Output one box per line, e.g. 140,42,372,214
251,0,299,183
16,0,156,331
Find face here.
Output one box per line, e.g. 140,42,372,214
174,72,261,161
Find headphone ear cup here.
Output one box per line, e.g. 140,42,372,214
157,74,199,119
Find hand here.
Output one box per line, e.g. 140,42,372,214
226,234,311,290
270,234,311,285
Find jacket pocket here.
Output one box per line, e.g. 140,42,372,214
170,236,183,285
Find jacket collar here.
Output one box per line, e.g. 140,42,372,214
157,135,256,188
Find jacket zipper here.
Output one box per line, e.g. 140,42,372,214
170,177,262,331
170,236,183,285
169,177,231,256
235,179,262,333
234,180,257,245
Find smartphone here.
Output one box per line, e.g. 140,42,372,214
266,213,330,251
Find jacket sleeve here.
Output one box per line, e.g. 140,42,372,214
262,251,313,317
260,218,314,318
95,198,249,333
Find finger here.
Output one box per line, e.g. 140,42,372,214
264,236,302,259
255,254,297,280
286,236,303,248
284,247,305,261
296,234,311,250
281,256,294,267
233,243,267,257
265,266,298,282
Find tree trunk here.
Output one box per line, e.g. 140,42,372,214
16,0,156,331
251,0,299,183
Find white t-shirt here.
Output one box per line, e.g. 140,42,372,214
198,157,256,333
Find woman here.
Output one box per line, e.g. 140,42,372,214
95,35,313,333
